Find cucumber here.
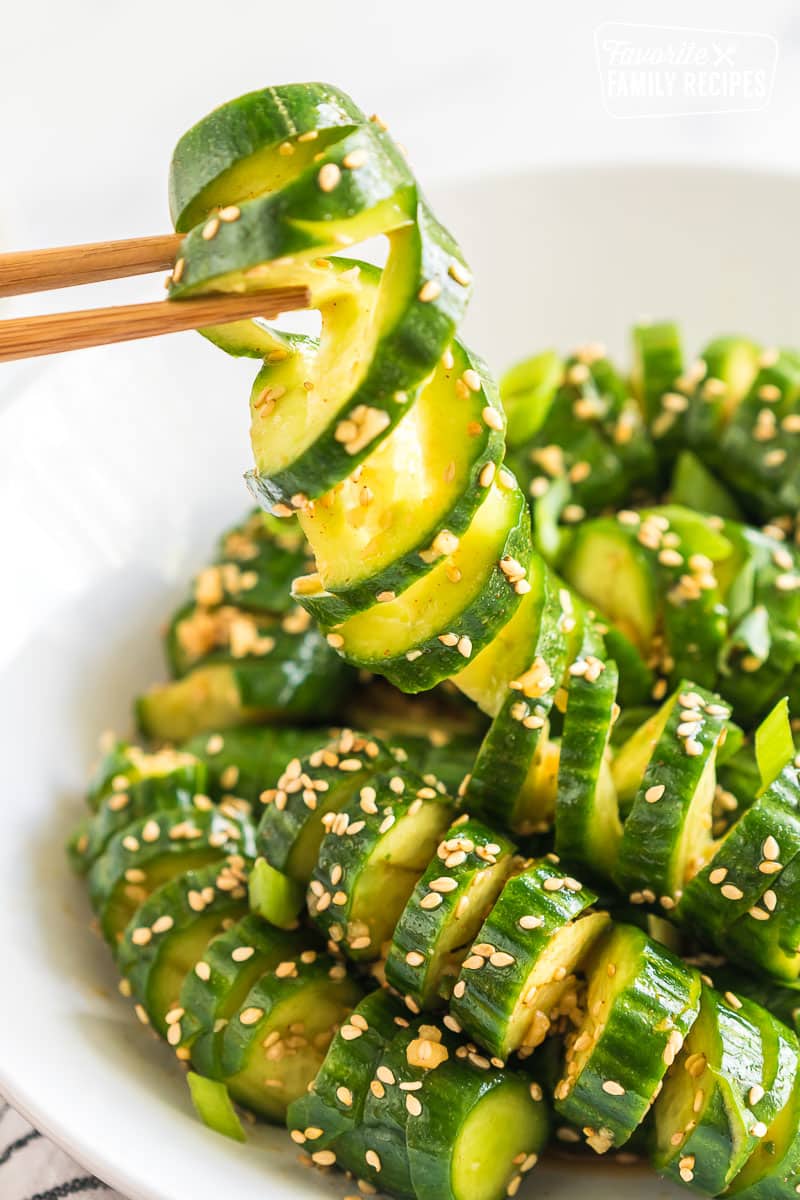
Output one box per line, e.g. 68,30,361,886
287,988,405,1152
308,769,453,960
678,761,800,942
554,626,621,879
406,1056,550,1200
327,482,532,693
204,509,312,613
69,763,208,874
85,740,204,812
464,569,568,834
219,949,362,1122
88,807,256,943
614,682,730,903
653,986,797,1194
180,724,326,803
247,858,304,929
554,923,701,1150
728,1047,800,1198
116,857,249,1035
256,730,394,884
500,349,563,447
136,624,352,741
177,913,308,1078
187,1074,246,1142
450,858,609,1060
385,817,515,1009
631,320,684,424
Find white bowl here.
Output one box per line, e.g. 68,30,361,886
3,163,799,1200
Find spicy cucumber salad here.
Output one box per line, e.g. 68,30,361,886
70,82,800,1200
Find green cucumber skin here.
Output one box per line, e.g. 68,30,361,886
219,953,362,1108
678,765,800,938
554,632,620,880
180,725,326,804
385,817,514,1009
84,741,204,812
256,732,394,881
210,510,312,614
69,770,207,875
450,860,602,1061
169,82,366,230
332,489,532,694
465,571,567,832
116,859,248,1035
555,924,701,1148
632,321,684,426
308,771,453,961
613,682,729,901
655,987,796,1196
88,808,257,942
299,347,506,627
179,914,306,1078
407,1066,550,1200
286,989,404,1150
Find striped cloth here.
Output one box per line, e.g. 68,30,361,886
0,1102,123,1200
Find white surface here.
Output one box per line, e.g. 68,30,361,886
2,159,799,1199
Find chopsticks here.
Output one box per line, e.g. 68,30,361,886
0,233,311,363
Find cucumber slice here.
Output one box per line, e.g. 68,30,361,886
554,627,621,879
561,516,657,655
407,1061,550,1200
187,1073,246,1142
500,349,563,447
85,740,203,812
116,857,249,1035
297,343,506,626
308,769,453,960
465,569,568,834
136,625,352,741
678,761,800,941
287,988,404,1151
180,724,325,804
69,764,208,875
631,320,684,425
555,923,701,1150
450,858,609,1060
328,482,532,693
385,817,514,1009
248,858,304,929
256,730,394,883
201,509,312,613
654,986,796,1195
614,682,730,903
88,807,256,943
728,1041,800,1199
670,450,743,521
178,914,308,1078
219,950,361,1122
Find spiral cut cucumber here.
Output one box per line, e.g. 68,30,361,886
67,80,800,1200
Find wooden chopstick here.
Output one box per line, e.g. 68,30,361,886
0,288,310,363
0,233,185,299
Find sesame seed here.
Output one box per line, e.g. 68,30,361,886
420,892,442,910
365,1150,382,1172
602,1080,625,1097
312,1150,337,1167
724,991,743,1010
406,1095,422,1117
418,280,441,303
240,1007,264,1026
721,884,744,901
318,164,342,192
202,216,220,240
195,961,211,981
763,836,780,861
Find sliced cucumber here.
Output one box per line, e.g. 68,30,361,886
287,988,405,1151
180,724,325,804
85,740,203,812
256,730,393,883
614,682,730,903
450,858,609,1060
219,950,361,1122
178,913,307,1079
555,923,701,1150
116,857,249,1034
653,986,794,1194
88,807,256,944
631,320,684,425
385,817,514,1009
308,769,453,960
187,1073,246,1142
554,627,621,879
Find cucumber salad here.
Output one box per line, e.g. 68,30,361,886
70,82,800,1200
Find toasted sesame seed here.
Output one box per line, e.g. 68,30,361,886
318,164,342,192
602,1080,626,1097
418,280,441,303
645,784,665,803
721,884,744,901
